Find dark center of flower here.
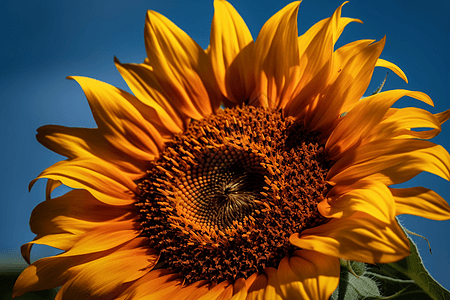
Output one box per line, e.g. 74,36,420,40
137,105,333,283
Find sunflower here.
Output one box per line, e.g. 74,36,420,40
13,1,450,299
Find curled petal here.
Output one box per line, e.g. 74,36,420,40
291,212,410,264
375,58,408,83
45,179,62,200
29,158,137,206
37,125,145,178
391,187,450,220
20,189,134,263
319,180,395,224
14,238,155,298
328,139,450,186
364,107,445,142
326,89,433,159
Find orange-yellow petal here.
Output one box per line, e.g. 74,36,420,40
20,189,134,263
68,76,164,161
36,125,145,177
20,234,79,265
319,180,395,224
197,280,232,300
326,89,433,159
216,283,234,300
45,178,62,200
291,212,410,264
328,139,450,186
307,38,386,134
285,11,364,121
54,219,140,257
375,58,408,83
54,238,158,300
391,187,450,220
171,280,211,300
13,238,154,298
277,250,339,300
29,158,137,206
145,10,222,119
363,107,444,142
250,1,300,109
210,0,254,103
116,270,183,300
114,58,186,136
247,273,268,300
262,268,284,300
229,277,248,300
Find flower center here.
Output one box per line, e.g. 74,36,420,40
137,105,333,283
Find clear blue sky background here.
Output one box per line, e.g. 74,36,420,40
1,0,449,293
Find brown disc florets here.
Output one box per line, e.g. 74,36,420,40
137,105,333,283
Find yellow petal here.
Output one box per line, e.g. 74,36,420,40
22,190,133,262
68,76,163,161
230,277,248,300
197,280,232,300
294,3,352,97
329,39,374,83
435,109,450,125
364,107,443,142
29,158,137,206
114,58,185,136
116,270,181,300
145,10,222,118
14,238,152,298
20,234,79,264
216,283,234,300
291,212,410,264
391,187,450,220
328,139,450,186
54,238,157,300
250,1,300,109
319,180,395,224
277,250,339,300
262,267,284,300
326,89,433,160
171,280,211,300
247,273,268,300
307,38,386,134
375,58,408,83
37,125,145,178
210,0,254,103
45,178,61,200
55,219,140,257
30,190,132,237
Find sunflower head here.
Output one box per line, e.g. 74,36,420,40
13,1,450,299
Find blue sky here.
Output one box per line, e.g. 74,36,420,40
1,0,449,292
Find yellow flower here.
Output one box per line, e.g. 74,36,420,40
14,1,450,299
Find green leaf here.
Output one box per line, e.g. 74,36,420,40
367,235,450,300
331,260,381,300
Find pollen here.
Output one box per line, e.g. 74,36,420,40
137,105,333,283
